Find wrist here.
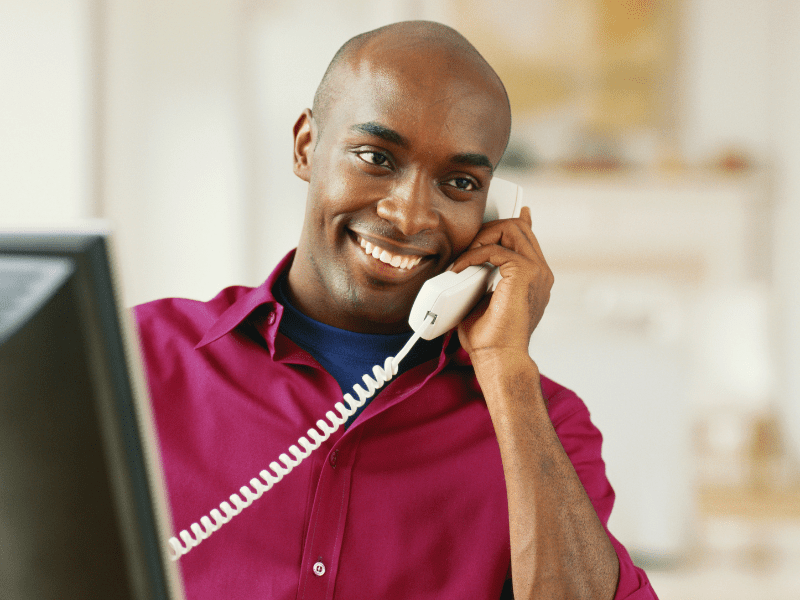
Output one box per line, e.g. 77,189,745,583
470,348,547,427
470,347,539,383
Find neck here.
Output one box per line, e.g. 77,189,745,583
284,263,413,335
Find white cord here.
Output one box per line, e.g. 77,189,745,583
392,329,422,371
167,318,430,560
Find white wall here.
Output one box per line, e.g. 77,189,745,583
770,0,800,456
102,0,248,305
681,0,800,458
680,0,772,165
676,0,800,458
0,0,92,223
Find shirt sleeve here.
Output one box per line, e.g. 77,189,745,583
546,381,660,600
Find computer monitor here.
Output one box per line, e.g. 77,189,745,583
0,229,184,600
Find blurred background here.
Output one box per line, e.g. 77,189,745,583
2,0,799,597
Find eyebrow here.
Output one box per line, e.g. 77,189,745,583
350,121,495,172
451,152,494,172
350,122,407,147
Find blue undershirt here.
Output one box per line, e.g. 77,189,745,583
274,276,443,428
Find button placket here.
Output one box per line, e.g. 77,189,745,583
299,427,365,598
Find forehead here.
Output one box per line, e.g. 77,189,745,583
323,54,509,163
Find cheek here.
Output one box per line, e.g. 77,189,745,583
444,207,484,256
307,164,357,231
309,150,378,214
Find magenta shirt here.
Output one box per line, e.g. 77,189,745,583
135,251,657,599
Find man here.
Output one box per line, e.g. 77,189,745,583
136,21,657,599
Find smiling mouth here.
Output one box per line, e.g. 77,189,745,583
356,235,424,270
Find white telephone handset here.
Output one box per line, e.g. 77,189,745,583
408,177,524,340
168,178,524,559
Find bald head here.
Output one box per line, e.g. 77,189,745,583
312,21,511,158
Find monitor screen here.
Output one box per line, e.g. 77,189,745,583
0,230,184,600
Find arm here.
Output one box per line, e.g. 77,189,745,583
475,352,619,599
451,206,619,600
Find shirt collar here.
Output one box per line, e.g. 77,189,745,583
194,250,294,349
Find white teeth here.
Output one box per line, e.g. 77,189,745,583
357,236,423,270
404,256,421,269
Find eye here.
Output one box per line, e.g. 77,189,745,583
357,151,390,167
443,176,478,192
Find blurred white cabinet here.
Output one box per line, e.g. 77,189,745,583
512,169,768,285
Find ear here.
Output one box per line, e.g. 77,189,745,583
293,108,315,182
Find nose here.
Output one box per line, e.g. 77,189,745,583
376,172,440,236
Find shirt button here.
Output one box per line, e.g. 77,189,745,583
266,311,276,325
312,561,326,576
329,449,338,469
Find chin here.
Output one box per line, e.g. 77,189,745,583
341,284,416,333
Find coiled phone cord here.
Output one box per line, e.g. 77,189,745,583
167,322,429,560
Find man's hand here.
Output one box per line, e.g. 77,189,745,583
448,205,554,359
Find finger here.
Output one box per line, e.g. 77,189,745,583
469,217,546,265
472,209,537,248
450,242,540,276
469,218,534,254
520,205,532,228
520,219,547,265
501,209,547,265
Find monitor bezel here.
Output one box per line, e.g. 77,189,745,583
0,230,184,600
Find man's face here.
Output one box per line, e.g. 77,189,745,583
289,54,510,333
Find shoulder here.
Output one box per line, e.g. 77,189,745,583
133,285,253,351
539,373,615,518
539,374,591,427
538,374,604,456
